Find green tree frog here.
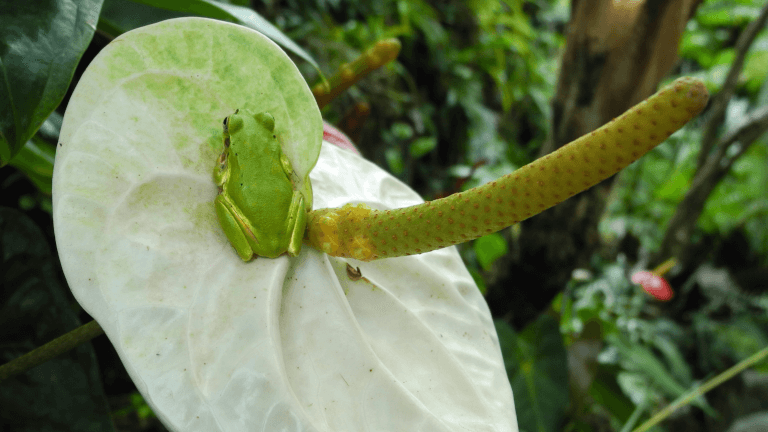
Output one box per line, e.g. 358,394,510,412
214,109,311,260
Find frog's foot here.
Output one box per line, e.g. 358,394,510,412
215,195,255,261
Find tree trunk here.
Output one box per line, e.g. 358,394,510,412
485,0,702,327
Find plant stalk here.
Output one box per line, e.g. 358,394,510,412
305,77,709,261
0,320,104,382
633,345,768,432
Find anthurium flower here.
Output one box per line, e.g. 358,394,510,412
52,17,518,432
631,270,675,301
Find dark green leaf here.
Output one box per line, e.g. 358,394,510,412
467,267,487,295
7,111,61,196
496,316,568,432
0,0,103,165
409,136,437,158
651,335,694,385
98,0,183,37
390,122,413,140
8,137,56,196
609,333,715,415
0,208,114,431
127,0,319,70
391,122,414,140
589,365,636,423
385,146,404,175
728,411,768,432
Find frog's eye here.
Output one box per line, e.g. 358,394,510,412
222,118,230,146
254,112,275,132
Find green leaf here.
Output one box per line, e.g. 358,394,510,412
409,136,437,158
589,365,636,423
729,412,768,432
496,315,569,432
126,0,320,70
744,49,768,94
385,146,404,175
609,333,715,415
8,137,56,195
697,3,760,27
651,335,694,385
0,0,103,165
611,334,688,396
719,317,768,367
474,232,508,270
0,208,115,431
654,168,691,202
391,122,414,140
7,112,61,196
467,267,488,295
98,0,184,36
131,392,156,419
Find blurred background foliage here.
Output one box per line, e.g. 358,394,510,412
270,0,565,189
1,0,767,431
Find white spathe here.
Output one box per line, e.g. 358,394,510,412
51,17,517,432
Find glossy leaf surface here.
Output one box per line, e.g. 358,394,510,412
0,0,103,165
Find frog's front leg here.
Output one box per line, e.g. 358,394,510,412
285,190,308,257
215,194,255,261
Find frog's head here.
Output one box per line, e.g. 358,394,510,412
225,110,275,137
222,109,242,140
252,112,275,132
220,110,281,174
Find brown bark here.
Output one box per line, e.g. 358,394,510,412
485,0,702,328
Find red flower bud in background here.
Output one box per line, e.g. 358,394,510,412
631,270,674,302
631,257,677,301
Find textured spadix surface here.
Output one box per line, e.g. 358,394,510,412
52,17,517,432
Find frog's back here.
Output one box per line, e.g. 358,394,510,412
228,137,294,223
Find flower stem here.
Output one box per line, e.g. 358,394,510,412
651,257,678,276
312,39,401,109
633,345,768,432
0,320,104,382
305,77,709,261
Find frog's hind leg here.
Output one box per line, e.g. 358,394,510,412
286,193,308,257
215,195,254,261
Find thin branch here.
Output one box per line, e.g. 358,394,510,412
0,320,104,382
654,106,768,266
633,345,768,432
698,2,768,169
716,105,768,174
312,39,401,109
